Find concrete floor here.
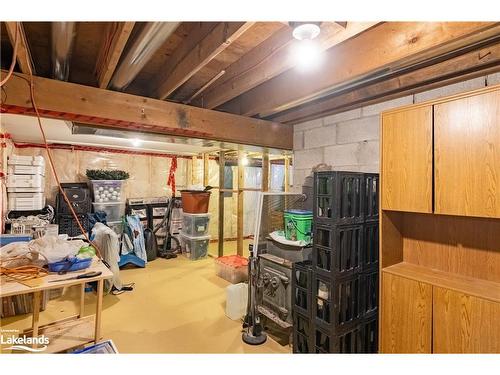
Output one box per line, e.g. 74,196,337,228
1,240,289,354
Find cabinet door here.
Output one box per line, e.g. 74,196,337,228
381,106,433,213
380,272,432,353
433,287,500,353
435,90,500,218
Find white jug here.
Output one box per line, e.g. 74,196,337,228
225,283,248,321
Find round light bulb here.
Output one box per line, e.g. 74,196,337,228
292,23,321,41
290,39,324,72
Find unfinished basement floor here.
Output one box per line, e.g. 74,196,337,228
0,241,288,354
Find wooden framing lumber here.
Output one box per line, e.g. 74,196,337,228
218,151,225,257
4,22,33,74
237,150,244,256
271,40,500,124
95,22,135,89
219,22,500,117
154,22,254,100
194,22,378,109
0,71,292,150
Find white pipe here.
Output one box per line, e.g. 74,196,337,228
109,22,179,90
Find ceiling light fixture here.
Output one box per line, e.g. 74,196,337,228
290,22,321,41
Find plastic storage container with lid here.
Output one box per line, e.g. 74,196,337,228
7,164,45,176
90,180,124,202
8,193,45,210
6,174,45,189
92,202,126,222
180,232,210,260
215,255,249,283
8,155,45,167
182,212,210,237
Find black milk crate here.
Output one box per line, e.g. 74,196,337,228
362,270,379,317
57,213,90,237
362,222,379,272
363,173,379,223
293,311,313,353
292,260,313,317
313,315,379,353
313,224,364,279
314,171,364,225
313,273,364,332
313,321,363,353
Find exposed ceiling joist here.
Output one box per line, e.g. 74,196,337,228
218,22,500,117
95,22,135,88
194,22,378,109
0,70,292,150
153,22,255,100
271,41,500,124
4,22,33,74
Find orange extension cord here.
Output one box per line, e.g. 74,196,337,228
1,22,104,261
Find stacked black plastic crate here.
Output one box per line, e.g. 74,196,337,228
292,171,379,353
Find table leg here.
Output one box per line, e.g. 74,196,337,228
31,291,42,349
94,279,104,343
79,283,85,318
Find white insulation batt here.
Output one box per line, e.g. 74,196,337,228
4,147,285,239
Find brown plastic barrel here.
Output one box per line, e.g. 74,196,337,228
180,191,211,213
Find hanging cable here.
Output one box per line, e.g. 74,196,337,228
13,22,104,260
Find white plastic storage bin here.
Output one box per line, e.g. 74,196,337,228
214,255,249,284
92,202,126,222
8,155,45,167
182,212,210,237
90,180,124,202
8,193,46,210
7,165,45,176
7,174,45,189
180,232,210,260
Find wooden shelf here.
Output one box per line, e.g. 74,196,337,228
382,262,500,304
23,315,95,354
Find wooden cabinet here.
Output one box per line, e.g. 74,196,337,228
434,90,500,218
433,287,500,353
380,272,432,353
381,106,433,213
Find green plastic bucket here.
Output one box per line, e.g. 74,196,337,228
283,209,313,244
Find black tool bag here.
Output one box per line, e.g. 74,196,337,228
143,227,158,261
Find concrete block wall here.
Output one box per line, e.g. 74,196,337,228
292,73,500,191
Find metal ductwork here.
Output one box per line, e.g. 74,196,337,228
109,22,179,91
51,22,76,81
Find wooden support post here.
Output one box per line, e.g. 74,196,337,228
262,151,269,192
191,155,197,185
218,151,225,258
203,153,209,186
284,156,290,192
94,279,104,343
31,291,42,349
237,151,245,256
79,284,85,318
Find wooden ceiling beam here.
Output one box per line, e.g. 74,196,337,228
219,22,500,117
194,22,378,109
4,22,33,74
153,22,254,100
95,22,135,88
271,41,500,124
0,71,292,150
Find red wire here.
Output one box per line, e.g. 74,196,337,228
17,22,103,259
